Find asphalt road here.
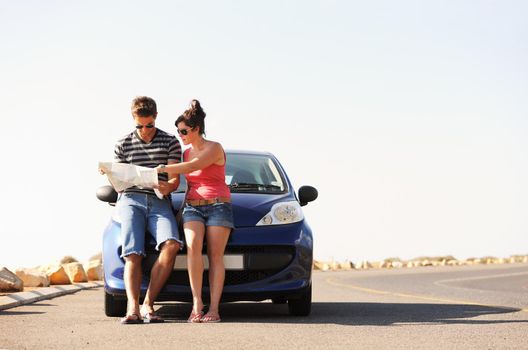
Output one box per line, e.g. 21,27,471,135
1,263,527,349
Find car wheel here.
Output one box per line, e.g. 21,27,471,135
105,291,127,317
288,284,312,316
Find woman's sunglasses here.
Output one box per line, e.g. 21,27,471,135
177,128,193,135
136,124,155,129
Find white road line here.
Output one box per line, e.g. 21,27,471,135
434,271,528,290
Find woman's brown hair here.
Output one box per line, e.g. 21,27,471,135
175,99,206,135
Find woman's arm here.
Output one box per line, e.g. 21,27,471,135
157,160,181,195
158,142,222,175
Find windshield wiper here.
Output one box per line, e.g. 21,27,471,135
229,182,282,191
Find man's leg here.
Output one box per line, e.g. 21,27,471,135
124,254,143,317
142,196,183,316
142,239,180,311
118,193,147,322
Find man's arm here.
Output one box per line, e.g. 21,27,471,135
99,141,127,191
157,136,182,195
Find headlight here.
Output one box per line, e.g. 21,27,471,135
256,201,304,226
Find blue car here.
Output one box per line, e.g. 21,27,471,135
96,150,318,317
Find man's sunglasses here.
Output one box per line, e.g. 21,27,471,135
136,124,155,129
177,128,193,135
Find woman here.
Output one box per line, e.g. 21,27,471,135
157,100,234,323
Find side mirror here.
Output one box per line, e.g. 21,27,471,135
96,185,118,205
298,185,318,206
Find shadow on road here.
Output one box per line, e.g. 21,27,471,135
157,301,527,325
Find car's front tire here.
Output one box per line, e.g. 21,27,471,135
288,284,312,316
105,291,127,317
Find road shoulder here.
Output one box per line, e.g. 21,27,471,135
0,282,103,311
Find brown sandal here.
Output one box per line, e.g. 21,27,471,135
120,313,144,324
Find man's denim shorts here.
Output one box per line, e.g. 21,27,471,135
116,192,183,258
182,202,235,229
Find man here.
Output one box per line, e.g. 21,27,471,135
110,96,182,324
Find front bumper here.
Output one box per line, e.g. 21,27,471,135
103,220,313,302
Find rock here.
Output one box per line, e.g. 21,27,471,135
0,267,24,292
421,260,433,267
60,256,79,264
357,261,372,269
391,261,403,268
338,261,354,270
509,255,528,263
15,268,50,287
368,261,381,269
313,261,330,271
447,259,459,266
39,264,71,285
89,252,103,263
62,262,88,283
481,256,497,264
83,260,103,281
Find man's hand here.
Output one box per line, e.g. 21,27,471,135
157,181,174,196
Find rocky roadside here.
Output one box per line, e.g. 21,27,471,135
313,254,528,271
0,253,103,295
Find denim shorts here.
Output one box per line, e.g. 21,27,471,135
116,192,183,258
182,202,235,229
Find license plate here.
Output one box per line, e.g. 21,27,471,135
173,255,244,270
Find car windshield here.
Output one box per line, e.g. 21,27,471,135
174,153,286,194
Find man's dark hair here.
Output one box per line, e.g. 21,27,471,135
131,96,157,118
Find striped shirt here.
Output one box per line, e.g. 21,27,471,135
114,128,181,195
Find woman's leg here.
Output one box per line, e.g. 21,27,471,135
203,225,231,320
184,221,206,316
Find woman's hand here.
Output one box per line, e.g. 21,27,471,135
98,167,106,175
156,164,167,173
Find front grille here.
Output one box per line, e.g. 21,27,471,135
166,270,277,286
144,245,295,286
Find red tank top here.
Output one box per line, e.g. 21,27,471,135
183,148,231,200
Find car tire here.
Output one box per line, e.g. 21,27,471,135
288,284,312,316
105,291,127,317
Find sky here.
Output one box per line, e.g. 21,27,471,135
1,0,527,269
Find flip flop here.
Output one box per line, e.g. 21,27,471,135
187,310,204,323
142,312,165,323
140,306,165,323
200,313,221,323
120,313,144,325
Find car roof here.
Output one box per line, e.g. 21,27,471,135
225,149,274,157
